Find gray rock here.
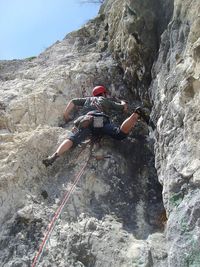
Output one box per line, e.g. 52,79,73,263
1,0,200,266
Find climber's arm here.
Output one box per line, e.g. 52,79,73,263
64,100,75,122
64,98,86,122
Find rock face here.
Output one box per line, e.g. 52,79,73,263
0,0,199,266
150,0,200,266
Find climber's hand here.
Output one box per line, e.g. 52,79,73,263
59,116,72,128
63,114,74,123
71,126,78,133
59,121,67,128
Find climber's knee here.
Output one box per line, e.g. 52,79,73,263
68,128,92,146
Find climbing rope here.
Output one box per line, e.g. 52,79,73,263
31,145,92,267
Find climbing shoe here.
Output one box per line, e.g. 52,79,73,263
134,106,150,124
42,153,59,167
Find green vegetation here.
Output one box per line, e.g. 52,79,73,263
26,56,37,61
169,193,183,208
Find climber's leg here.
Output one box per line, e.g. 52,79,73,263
42,128,92,167
56,139,73,156
42,139,73,167
99,123,128,141
98,112,139,141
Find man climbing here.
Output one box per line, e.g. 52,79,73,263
42,86,149,167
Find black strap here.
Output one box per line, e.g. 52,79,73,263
87,110,109,119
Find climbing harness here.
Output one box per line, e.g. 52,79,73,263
31,145,93,267
73,111,109,130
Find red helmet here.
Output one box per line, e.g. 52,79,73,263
92,86,106,96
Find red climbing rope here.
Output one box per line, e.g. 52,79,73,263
31,152,91,267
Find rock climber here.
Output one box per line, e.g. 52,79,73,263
42,85,149,167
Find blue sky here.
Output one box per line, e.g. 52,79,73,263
0,0,100,60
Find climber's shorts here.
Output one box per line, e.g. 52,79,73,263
68,122,128,146
93,122,128,140
68,128,92,146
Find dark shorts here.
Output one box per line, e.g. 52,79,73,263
68,123,128,146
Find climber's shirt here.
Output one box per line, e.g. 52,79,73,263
69,97,127,146
72,96,124,115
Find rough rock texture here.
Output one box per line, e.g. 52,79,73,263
0,0,199,266
0,1,166,266
150,0,200,266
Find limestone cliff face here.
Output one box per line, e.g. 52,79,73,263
0,0,199,266
150,0,200,266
